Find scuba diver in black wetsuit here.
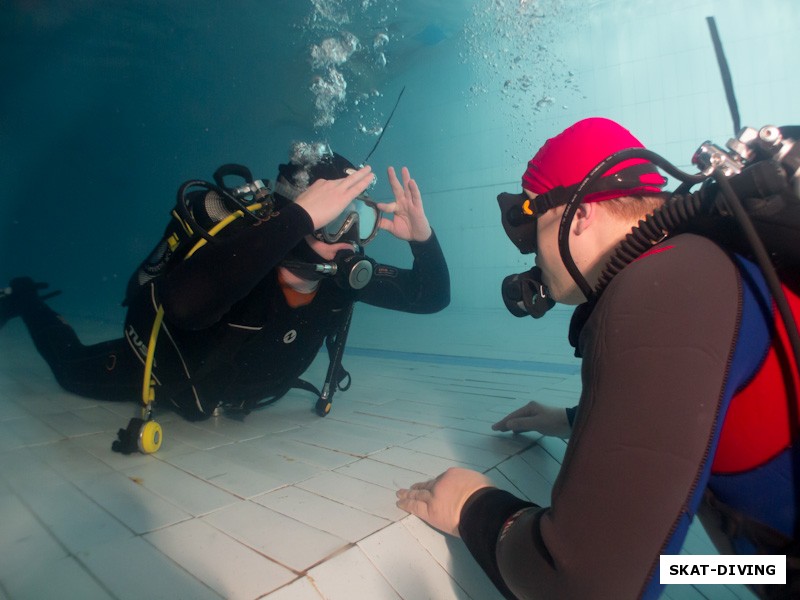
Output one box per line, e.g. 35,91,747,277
0,145,450,435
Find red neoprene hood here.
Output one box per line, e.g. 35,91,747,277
522,117,666,202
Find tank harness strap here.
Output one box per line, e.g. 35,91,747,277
141,198,355,418
316,302,355,416
237,303,355,416
141,201,267,411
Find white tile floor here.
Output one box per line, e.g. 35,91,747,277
0,312,755,600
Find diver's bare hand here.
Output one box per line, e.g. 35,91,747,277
294,165,374,230
396,468,493,537
377,166,432,242
492,400,571,438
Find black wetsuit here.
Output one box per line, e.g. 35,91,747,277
18,201,449,420
458,233,799,599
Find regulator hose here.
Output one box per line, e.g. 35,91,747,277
595,187,711,292
558,147,706,301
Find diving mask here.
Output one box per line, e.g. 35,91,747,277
498,163,667,255
497,162,666,318
497,191,541,254
314,194,382,245
272,147,382,247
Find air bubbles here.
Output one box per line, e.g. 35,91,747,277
373,32,389,49
310,33,360,69
358,123,384,136
286,141,333,189
310,68,347,128
461,0,585,146
303,1,399,133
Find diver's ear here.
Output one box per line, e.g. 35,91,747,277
572,202,597,236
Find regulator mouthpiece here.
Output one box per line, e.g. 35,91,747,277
501,267,555,319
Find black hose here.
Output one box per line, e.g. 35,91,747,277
363,86,406,164
557,148,706,301
595,188,709,291
707,16,741,135
175,180,219,244
714,170,800,379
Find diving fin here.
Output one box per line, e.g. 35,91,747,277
0,277,62,329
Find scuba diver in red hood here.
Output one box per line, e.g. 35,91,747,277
397,117,799,599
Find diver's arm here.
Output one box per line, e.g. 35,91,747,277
157,202,314,330
459,235,740,599
357,165,448,313
158,167,375,330
358,229,450,313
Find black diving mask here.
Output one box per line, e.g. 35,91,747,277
497,163,666,318
497,186,579,254
497,191,556,318
497,163,667,255
273,174,382,247
313,194,382,246
497,191,541,254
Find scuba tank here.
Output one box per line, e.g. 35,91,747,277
124,164,275,305
115,164,276,454
116,163,377,452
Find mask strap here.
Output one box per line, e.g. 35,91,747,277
273,177,304,202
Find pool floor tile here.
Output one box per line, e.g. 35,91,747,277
0,317,756,600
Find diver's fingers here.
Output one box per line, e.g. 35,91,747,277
407,176,423,208
304,164,373,198
395,490,433,521
500,417,540,433
387,166,406,200
375,201,397,214
378,216,396,234
296,166,374,229
410,478,437,491
340,164,374,194
313,164,373,194
401,166,412,189
492,401,539,430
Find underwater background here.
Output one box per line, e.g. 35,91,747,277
0,3,798,598
2,0,799,365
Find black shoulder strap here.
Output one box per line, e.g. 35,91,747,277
315,302,355,416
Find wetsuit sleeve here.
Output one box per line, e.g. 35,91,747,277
458,235,742,599
565,406,577,427
357,229,450,313
459,489,538,600
157,202,314,329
